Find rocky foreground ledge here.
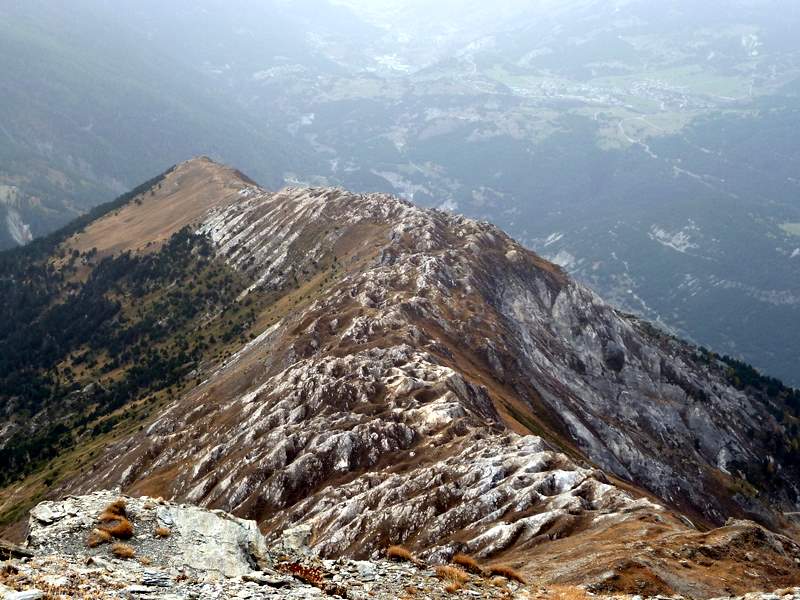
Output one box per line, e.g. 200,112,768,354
0,492,797,600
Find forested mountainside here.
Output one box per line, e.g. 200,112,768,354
0,0,322,249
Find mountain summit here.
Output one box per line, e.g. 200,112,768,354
1,158,799,596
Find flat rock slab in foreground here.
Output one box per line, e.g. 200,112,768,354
2,491,530,599
27,491,266,579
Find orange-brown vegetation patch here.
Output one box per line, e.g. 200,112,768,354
104,499,128,516
387,545,416,563
434,565,470,584
98,499,134,540
111,542,135,559
86,528,113,548
487,564,526,585
276,561,348,597
444,581,463,594
452,553,483,574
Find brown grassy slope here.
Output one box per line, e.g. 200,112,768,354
65,156,248,257
496,511,800,598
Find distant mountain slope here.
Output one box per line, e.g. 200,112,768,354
0,0,320,249
1,159,798,595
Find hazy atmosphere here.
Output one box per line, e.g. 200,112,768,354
3,0,799,384
1,3,800,597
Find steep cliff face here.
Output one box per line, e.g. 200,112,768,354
1,158,798,595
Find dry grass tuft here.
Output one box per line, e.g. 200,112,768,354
106,498,127,516
98,498,128,523
435,565,470,584
100,518,134,540
452,553,483,574
276,561,347,597
138,556,152,566
98,498,134,539
444,581,464,594
546,585,592,600
86,528,113,548
386,545,415,563
154,526,171,538
487,564,526,585
111,543,135,559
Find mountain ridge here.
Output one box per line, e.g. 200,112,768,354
1,157,799,595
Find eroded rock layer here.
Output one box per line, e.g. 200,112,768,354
3,493,798,600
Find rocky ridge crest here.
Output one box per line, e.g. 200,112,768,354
65,160,797,526
3,158,799,596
